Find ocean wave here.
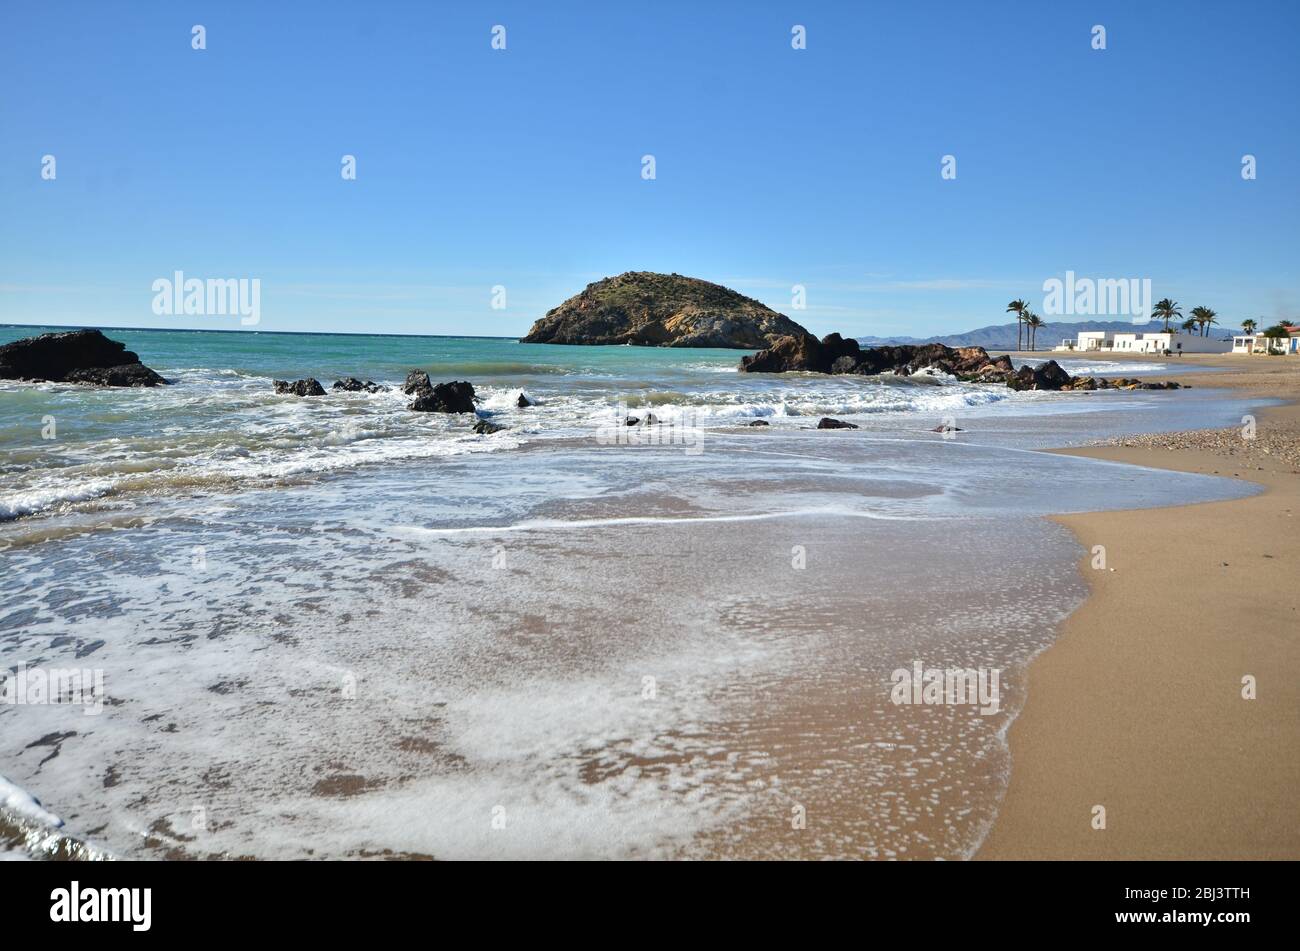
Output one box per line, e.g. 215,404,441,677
0,367,1077,523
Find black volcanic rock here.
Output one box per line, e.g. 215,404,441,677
473,419,506,435
274,378,326,396
63,364,167,387
515,392,534,407
333,377,385,393
0,329,166,387
409,380,476,413
521,271,809,348
402,370,432,395
817,417,859,429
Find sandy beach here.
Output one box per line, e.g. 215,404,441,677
980,353,1300,859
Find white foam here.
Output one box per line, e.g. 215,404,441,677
0,774,63,829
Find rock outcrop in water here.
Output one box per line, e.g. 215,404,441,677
0,329,166,387
274,378,326,396
1006,360,1072,391
408,378,477,413
402,370,432,395
521,271,810,348
332,377,386,393
740,333,1014,378
739,333,1181,393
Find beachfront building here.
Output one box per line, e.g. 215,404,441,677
1054,330,1231,354
1231,326,1300,355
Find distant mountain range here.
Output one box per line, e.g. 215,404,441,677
857,319,1233,351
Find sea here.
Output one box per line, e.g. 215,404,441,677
0,327,1268,859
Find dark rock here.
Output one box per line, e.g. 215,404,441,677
515,392,533,407
740,332,856,374
746,419,770,426
1007,360,1072,392
741,334,1005,380
931,424,964,433
624,416,640,426
63,364,167,387
643,412,659,424
0,329,167,387
408,380,476,413
274,378,326,397
817,417,859,430
521,271,810,349
333,377,385,393
740,332,1187,398
402,370,432,395
473,419,506,435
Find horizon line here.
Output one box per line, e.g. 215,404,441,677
0,323,524,342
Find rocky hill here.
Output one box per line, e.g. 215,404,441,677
520,272,809,348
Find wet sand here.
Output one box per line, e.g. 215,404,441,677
981,353,1300,859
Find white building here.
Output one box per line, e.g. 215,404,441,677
1231,326,1300,354
1055,330,1231,354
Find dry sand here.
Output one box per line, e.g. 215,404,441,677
979,353,1300,859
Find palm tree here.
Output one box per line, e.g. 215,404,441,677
1200,308,1218,337
1152,298,1182,333
1006,299,1027,351
1188,305,1218,337
1181,317,1198,334
1025,311,1045,351
1189,306,1208,335
1241,318,1257,335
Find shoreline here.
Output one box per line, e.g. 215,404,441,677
979,353,1300,859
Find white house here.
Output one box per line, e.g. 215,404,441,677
1055,330,1231,354
1232,326,1300,355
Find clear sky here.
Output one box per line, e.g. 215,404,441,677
2,0,1297,338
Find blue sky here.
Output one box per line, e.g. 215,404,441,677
2,0,1297,338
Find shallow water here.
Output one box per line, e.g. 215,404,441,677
0,328,1266,859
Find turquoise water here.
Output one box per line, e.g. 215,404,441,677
0,325,1060,523
1,325,760,394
